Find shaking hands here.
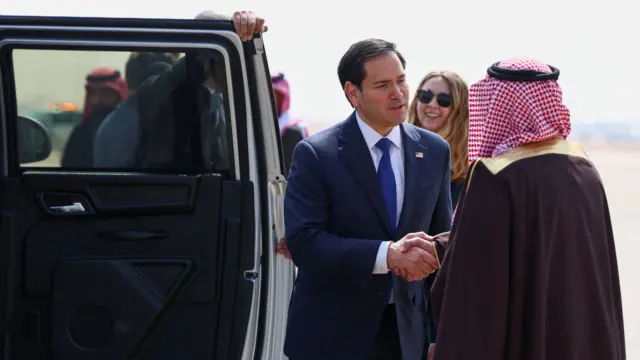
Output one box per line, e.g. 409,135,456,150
275,231,442,283
276,237,292,260
387,232,440,281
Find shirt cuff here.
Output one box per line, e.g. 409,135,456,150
373,241,392,274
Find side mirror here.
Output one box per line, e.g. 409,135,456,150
18,115,53,164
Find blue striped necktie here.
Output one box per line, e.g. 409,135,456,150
375,138,396,302
376,138,397,235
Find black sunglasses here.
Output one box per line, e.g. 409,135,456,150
417,89,453,108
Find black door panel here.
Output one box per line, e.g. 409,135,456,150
51,258,195,360
1,173,256,359
23,174,219,301
23,172,197,214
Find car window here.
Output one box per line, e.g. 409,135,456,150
12,47,233,176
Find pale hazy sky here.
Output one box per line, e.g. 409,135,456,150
4,0,639,127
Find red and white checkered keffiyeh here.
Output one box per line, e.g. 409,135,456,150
467,57,571,163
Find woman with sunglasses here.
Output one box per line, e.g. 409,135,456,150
407,71,469,207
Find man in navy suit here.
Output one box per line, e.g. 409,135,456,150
283,38,453,360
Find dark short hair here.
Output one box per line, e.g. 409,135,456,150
125,52,177,91
337,38,406,92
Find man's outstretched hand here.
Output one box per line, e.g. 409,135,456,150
276,237,292,260
387,232,440,281
195,10,267,41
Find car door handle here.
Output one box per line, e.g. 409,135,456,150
48,202,88,214
97,230,167,242
38,193,95,216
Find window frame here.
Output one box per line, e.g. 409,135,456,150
0,37,247,181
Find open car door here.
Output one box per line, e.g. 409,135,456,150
0,15,294,360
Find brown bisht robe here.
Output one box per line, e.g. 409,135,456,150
430,139,626,360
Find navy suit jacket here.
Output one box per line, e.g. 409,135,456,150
283,113,452,360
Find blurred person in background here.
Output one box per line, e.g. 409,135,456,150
272,72,309,174
93,52,178,167
62,67,128,167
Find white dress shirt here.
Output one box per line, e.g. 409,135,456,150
354,112,405,276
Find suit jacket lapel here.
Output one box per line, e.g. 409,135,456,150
338,113,393,239
397,124,429,236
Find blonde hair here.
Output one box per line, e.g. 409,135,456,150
407,71,469,182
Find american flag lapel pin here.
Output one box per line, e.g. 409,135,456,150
415,152,424,158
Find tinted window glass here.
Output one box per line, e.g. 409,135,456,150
12,48,231,175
